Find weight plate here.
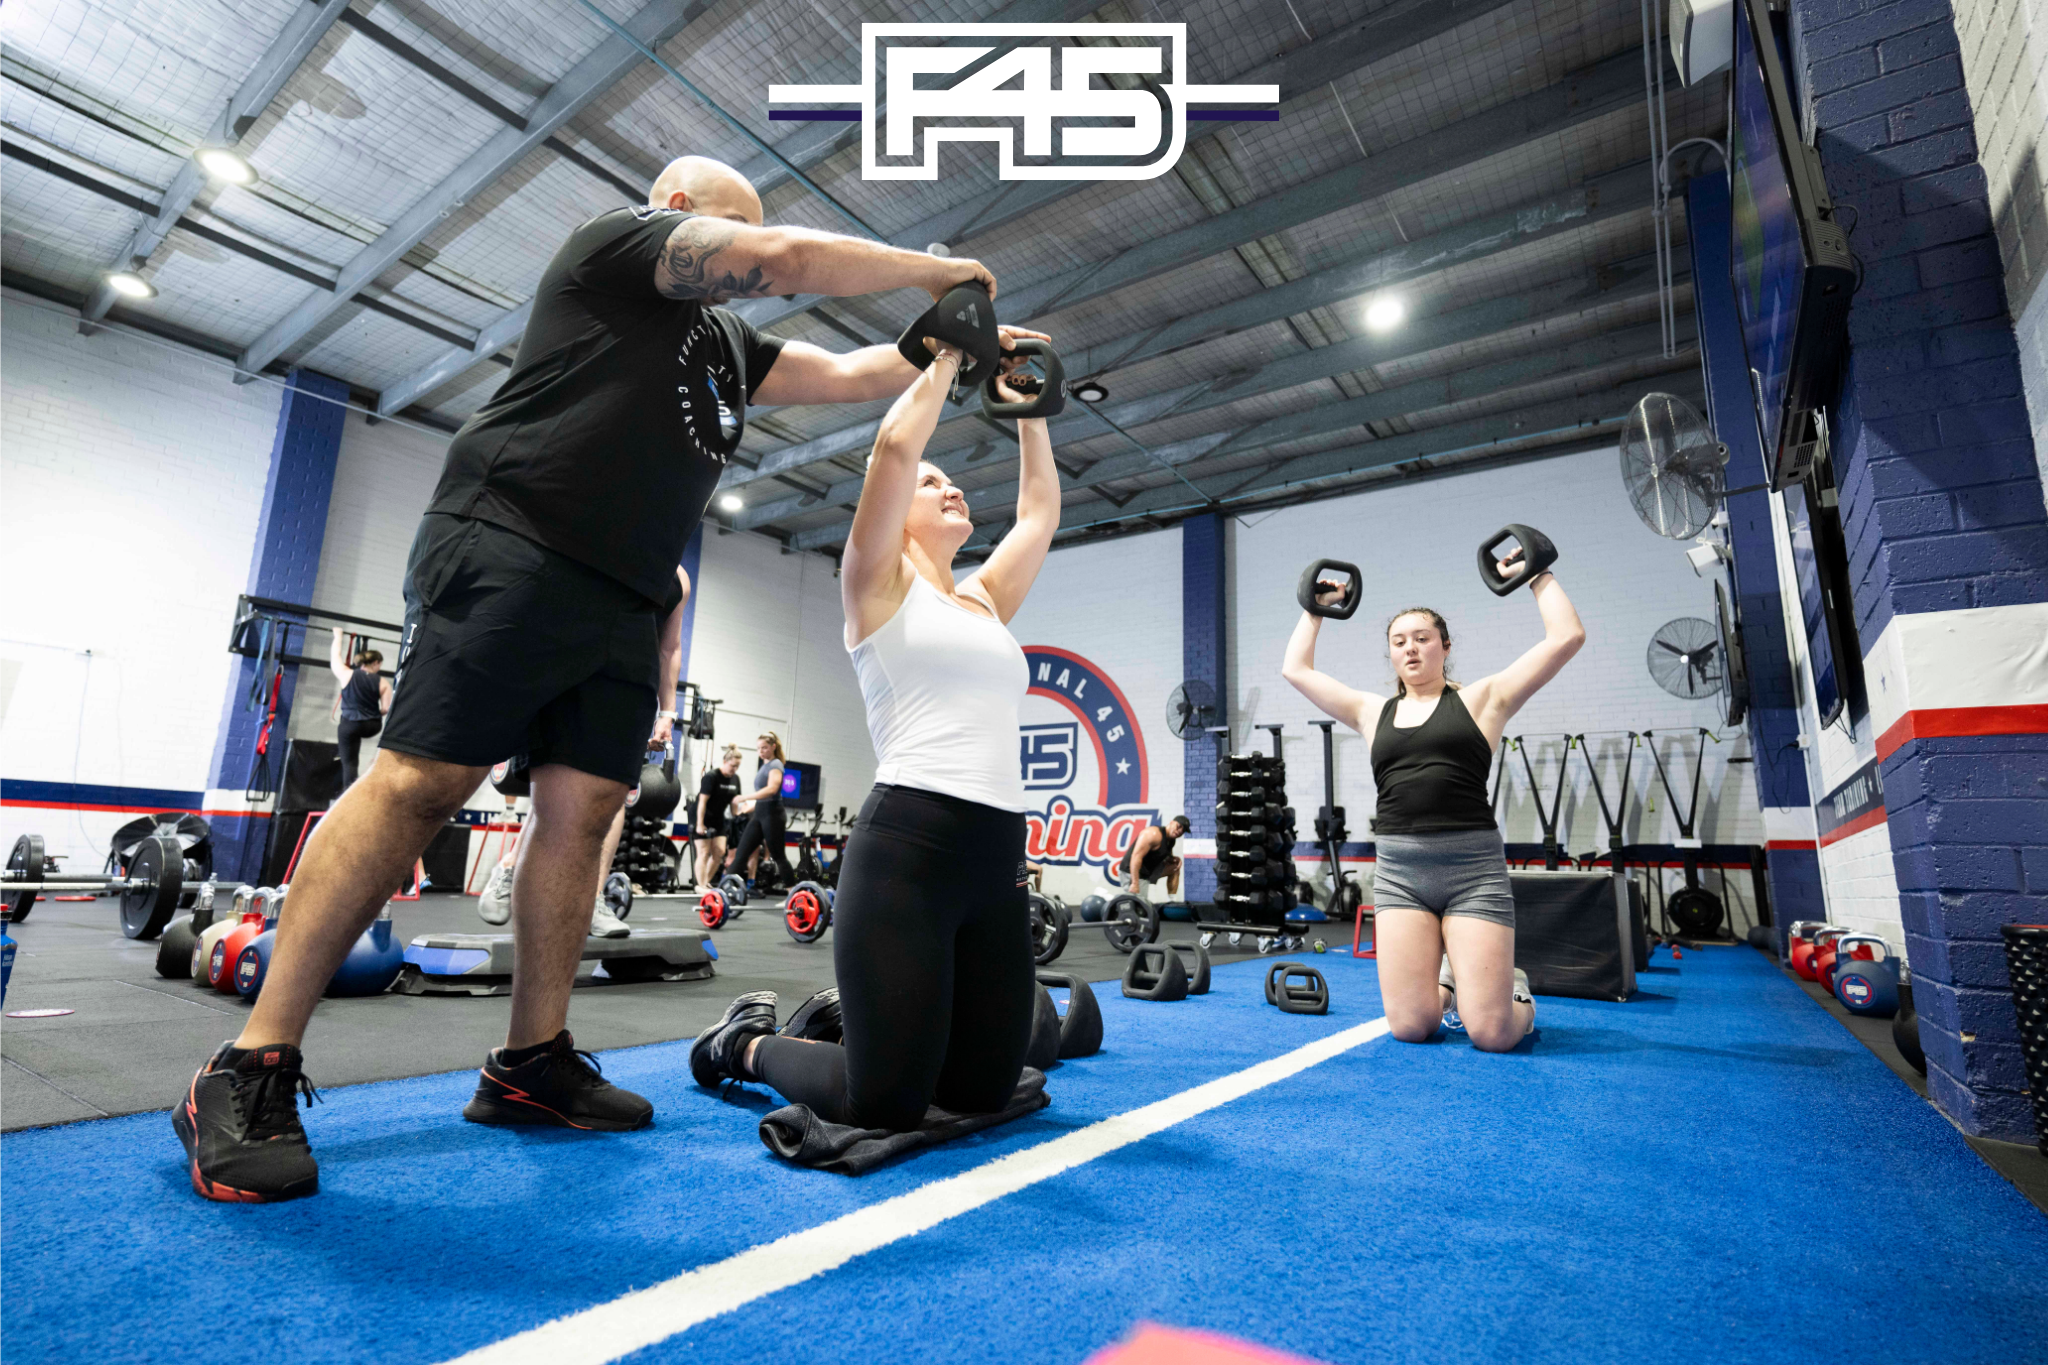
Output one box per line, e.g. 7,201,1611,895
718,873,749,908
1103,893,1160,954
697,890,728,929
120,835,182,940
784,884,830,943
5,833,45,922
603,871,634,919
1027,892,1069,966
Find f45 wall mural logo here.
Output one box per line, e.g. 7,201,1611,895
767,25,1278,182
1021,646,1155,876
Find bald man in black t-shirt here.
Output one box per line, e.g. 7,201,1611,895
175,155,1045,1204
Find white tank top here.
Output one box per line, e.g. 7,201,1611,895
848,572,1028,812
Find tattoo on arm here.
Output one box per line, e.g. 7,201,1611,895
655,217,775,301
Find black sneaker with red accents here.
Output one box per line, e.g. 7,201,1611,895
172,1041,321,1203
462,1030,652,1131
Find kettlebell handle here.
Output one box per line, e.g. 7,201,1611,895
1296,559,1362,620
896,282,1000,388
1837,933,1890,959
1477,523,1560,596
981,338,1067,419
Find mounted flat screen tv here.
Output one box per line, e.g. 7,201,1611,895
1728,0,1856,488
780,760,822,812
1781,436,1863,728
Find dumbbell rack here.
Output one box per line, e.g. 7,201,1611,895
1198,749,1304,949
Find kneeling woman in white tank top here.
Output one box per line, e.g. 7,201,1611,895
690,330,1059,1131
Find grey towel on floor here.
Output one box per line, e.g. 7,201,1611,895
758,1069,1049,1175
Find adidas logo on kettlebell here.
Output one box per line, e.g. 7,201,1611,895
957,303,979,327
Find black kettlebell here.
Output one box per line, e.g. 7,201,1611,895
897,282,1000,388
982,338,1066,419
1892,975,1927,1075
1296,560,1361,619
1477,524,1559,596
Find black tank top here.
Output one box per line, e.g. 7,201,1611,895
1370,687,1496,834
340,667,382,722
1129,825,1178,872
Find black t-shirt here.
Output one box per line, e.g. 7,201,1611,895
425,206,786,609
697,770,742,828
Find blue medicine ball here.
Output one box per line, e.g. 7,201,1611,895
1079,894,1108,923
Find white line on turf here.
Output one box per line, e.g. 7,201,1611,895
441,1016,1393,1365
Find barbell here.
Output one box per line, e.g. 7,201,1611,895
3,833,189,939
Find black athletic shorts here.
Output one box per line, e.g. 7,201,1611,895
380,513,659,786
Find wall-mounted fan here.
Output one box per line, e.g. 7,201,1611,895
1714,582,1750,727
1647,617,1723,700
1620,393,1729,539
1165,680,1218,740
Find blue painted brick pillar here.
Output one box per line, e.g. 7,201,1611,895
1792,0,2048,1141
1688,172,1822,946
209,369,350,881
1182,513,1228,903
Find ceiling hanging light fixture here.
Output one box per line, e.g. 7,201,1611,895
196,147,258,186
105,272,157,299
718,493,743,512
1363,296,1406,332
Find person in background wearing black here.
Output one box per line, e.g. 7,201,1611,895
1120,815,1189,900
327,630,390,792
694,746,743,890
724,732,791,891
174,152,1037,1205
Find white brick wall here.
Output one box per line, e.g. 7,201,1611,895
687,529,874,826
0,293,283,864
1951,0,2048,504
1817,822,1905,950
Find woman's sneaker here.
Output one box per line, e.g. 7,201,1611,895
690,991,778,1087
779,987,842,1043
463,1030,652,1130
478,861,514,926
1514,968,1536,1035
172,1041,322,1203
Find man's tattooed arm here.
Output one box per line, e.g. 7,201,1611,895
654,217,777,301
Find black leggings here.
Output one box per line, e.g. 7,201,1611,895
336,717,382,793
729,802,791,884
752,784,1034,1131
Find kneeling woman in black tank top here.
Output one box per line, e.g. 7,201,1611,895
1281,554,1583,1052
691,325,1058,1130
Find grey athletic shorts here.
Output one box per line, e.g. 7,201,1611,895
1370,829,1517,928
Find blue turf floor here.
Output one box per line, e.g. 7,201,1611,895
4,946,2045,1364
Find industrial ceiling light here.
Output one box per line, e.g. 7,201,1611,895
1363,296,1406,332
1072,379,1109,403
105,271,156,299
718,493,743,512
196,147,257,186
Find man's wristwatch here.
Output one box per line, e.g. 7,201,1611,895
657,710,677,721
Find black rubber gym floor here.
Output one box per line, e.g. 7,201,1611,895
0,892,1263,1130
